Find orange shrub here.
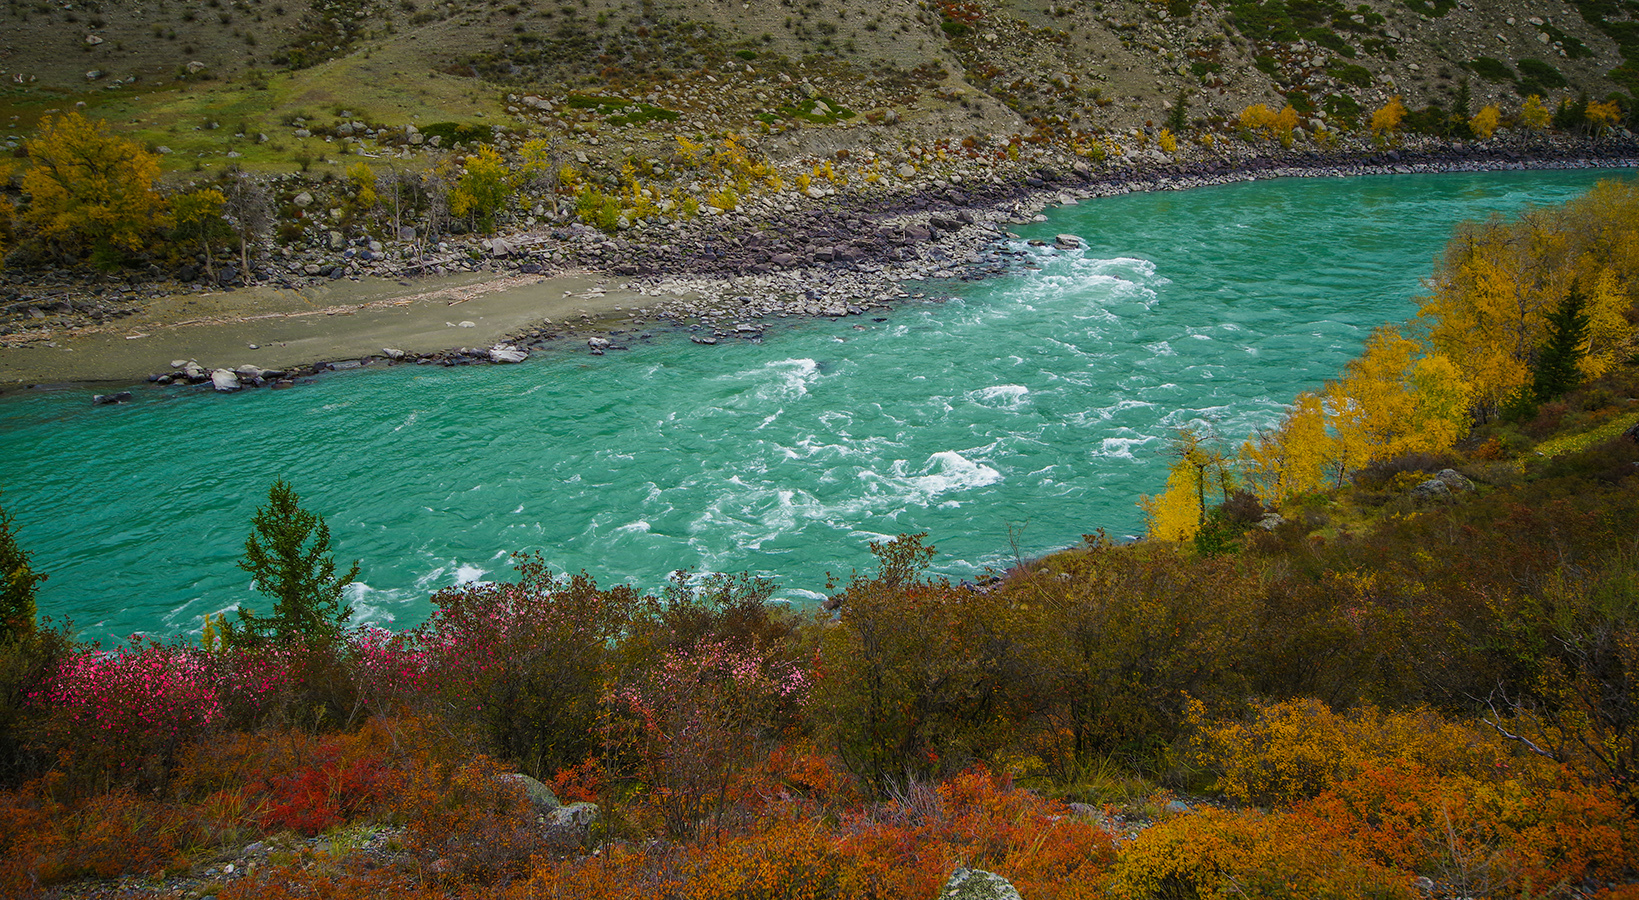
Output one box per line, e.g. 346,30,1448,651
397,755,541,884
0,778,194,892
1292,763,1639,897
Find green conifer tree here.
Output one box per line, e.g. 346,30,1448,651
1531,286,1591,403
228,480,358,648
0,493,44,640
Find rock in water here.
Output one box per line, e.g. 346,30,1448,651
489,345,529,363
1055,234,1085,249
210,369,241,392
941,868,1022,900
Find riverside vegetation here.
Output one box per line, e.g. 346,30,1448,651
2,181,1639,897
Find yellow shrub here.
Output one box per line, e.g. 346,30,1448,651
1188,698,1531,806
1158,128,1177,154
1107,806,1413,900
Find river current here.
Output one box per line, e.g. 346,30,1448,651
1,168,1628,644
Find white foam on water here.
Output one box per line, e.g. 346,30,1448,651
966,384,1031,410
1145,340,1176,356
392,411,419,433
878,451,1004,505
1093,434,1159,460
453,563,487,584
617,520,651,534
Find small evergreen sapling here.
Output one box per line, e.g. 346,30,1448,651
228,479,359,647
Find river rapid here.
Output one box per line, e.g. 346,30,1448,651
1,167,1629,644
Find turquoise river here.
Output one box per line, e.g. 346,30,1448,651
1,168,1629,644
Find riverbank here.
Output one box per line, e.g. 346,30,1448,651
2,135,1636,394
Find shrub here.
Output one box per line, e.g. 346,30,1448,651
1107,805,1415,900
0,493,44,642
416,556,644,780
398,755,540,883
35,638,227,792
1188,698,1535,807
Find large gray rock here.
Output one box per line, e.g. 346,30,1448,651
1411,468,1474,500
941,868,1022,900
210,369,241,392
495,773,599,847
496,773,560,814
489,345,528,363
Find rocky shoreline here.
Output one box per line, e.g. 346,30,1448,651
6,133,1637,398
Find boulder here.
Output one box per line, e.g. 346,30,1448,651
92,391,132,405
293,191,314,208
383,348,407,360
210,369,241,392
495,773,599,847
1434,468,1474,493
489,345,528,363
496,773,560,814
587,337,611,352
1412,468,1475,500
940,869,1022,900
1055,234,1084,249
185,61,207,75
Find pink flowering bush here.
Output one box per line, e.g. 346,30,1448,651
35,638,226,789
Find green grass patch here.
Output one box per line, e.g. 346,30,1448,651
775,97,855,124
419,122,492,146
1467,57,1515,83
566,94,680,126
1539,23,1593,59
1514,58,1566,89
1327,60,1373,88
1323,93,1362,126
1402,0,1455,16
1534,409,1639,459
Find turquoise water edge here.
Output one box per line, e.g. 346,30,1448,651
1,168,1629,644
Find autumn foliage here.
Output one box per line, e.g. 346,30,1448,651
4,184,1639,897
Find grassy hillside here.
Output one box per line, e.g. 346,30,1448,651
1,0,1634,178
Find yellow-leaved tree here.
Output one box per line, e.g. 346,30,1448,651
1469,105,1501,139
1241,393,1333,504
1142,428,1234,541
21,111,165,258
1324,326,1473,468
449,146,511,234
170,187,229,281
1370,96,1407,142
1239,103,1299,145
1519,95,1551,133
1421,180,1639,415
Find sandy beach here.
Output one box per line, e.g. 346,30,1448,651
0,270,665,390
